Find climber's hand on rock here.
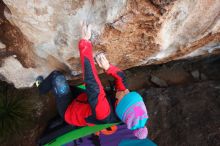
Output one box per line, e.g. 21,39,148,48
95,53,110,71
81,21,92,40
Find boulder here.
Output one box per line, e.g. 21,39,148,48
0,0,220,88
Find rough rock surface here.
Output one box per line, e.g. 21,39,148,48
0,0,220,88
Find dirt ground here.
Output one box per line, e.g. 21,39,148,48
143,81,220,145
0,55,220,146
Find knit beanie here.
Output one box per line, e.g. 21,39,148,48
116,92,148,139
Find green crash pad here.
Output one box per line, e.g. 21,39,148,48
44,123,119,146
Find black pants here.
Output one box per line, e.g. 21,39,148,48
38,71,85,118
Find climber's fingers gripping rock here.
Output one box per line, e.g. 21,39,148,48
95,53,110,71
81,21,92,40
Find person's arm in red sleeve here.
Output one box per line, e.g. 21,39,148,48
106,65,128,91
95,53,129,105
78,39,93,77
78,38,111,121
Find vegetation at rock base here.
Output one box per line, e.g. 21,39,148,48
0,82,34,144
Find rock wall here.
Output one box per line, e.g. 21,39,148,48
0,0,220,88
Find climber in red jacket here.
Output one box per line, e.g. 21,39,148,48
36,22,148,139
36,22,125,125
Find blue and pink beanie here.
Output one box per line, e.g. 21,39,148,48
116,92,148,139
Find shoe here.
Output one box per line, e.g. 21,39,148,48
35,76,44,87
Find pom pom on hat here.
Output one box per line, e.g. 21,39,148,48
133,127,148,139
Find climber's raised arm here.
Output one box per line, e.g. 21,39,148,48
95,53,129,97
78,22,111,121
